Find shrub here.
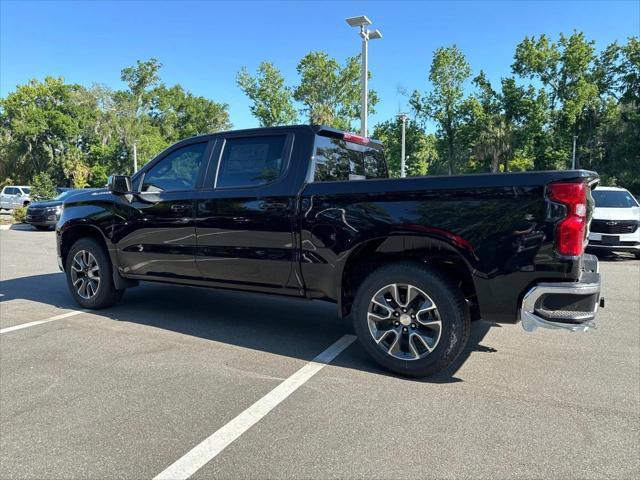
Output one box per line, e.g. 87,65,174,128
12,206,27,223
31,172,57,201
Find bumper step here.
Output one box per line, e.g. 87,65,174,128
520,254,602,332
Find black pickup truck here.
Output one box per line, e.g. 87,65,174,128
56,125,603,377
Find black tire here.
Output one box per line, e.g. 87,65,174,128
352,262,470,378
34,225,51,231
65,237,123,309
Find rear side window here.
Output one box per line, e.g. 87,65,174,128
216,135,287,188
313,136,387,182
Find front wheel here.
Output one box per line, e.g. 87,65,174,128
352,263,470,378
65,238,123,309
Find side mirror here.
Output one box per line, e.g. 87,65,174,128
107,175,132,195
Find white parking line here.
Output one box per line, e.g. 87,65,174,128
0,310,85,334
154,334,356,480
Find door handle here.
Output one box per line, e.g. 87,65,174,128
171,204,188,212
259,201,288,210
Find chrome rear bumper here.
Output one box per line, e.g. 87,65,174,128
520,254,602,332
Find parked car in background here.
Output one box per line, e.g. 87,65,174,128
26,189,85,230
588,186,640,258
0,185,31,210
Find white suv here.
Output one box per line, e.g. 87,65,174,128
588,186,640,258
0,186,31,210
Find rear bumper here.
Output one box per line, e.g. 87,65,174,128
520,254,602,332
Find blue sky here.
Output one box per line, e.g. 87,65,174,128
1,0,638,131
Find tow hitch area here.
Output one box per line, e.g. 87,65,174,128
521,254,603,332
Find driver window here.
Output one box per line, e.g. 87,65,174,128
141,142,207,193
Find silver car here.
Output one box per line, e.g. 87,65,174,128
0,185,31,210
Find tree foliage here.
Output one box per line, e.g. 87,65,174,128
293,52,378,130
372,118,438,177
30,171,57,201
392,34,639,192
410,45,472,174
0,59,231,186
236,62,297,127
1,33,638,196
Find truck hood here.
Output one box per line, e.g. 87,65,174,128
61,188,107,205
592,206,640,221
28,200,63,209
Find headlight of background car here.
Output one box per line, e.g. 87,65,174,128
46,205,63,218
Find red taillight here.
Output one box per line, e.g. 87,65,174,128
342,132,370,145
548,182,587,257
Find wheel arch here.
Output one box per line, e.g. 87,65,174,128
59,224,112,271
338,235,479,320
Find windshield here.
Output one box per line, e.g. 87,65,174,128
55,190,75,201
592,190,639,208
22,187,30,194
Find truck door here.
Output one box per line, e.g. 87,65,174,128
113,139,213,279
194,131,300,294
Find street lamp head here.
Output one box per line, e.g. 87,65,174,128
346,15,372,27
368,29,383,40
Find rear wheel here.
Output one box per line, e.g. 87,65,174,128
352,262,470,377
65,238,123,309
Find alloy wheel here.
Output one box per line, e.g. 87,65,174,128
70,250,100,299
367,283,442,360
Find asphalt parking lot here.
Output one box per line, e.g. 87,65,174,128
1,224,639,479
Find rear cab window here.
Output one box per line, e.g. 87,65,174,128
312,134,387,182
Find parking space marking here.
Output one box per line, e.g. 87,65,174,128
154,334,356,480
0,310,85,334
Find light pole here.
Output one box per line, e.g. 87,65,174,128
397,113,408,177
346,16,382,137
133,141,138,173
571,135,578,170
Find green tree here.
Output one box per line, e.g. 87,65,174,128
0,77,95,184
115,58,163,171
512,32,601,169
293,52,378,130
237,62,297,127
460,72,514,173
411,45,472,174
372,118,438,177
30,171,57,200
152,85,231,142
